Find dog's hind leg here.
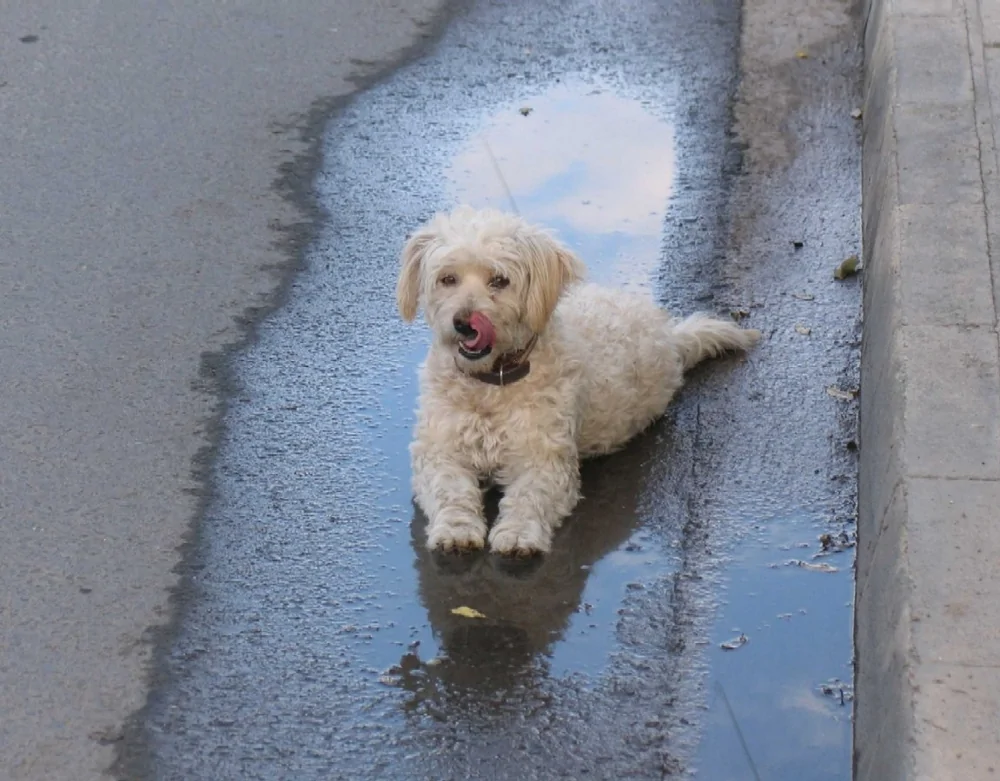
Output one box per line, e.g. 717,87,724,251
671,313,761,371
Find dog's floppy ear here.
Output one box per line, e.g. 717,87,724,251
521,231,586,333
397,227,438,322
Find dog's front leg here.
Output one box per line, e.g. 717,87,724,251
413,451,487,552
489,455,581,556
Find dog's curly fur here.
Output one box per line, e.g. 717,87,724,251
397,206,760,556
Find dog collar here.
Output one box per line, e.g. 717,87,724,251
464,334,539,387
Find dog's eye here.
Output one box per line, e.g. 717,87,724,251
489,275,510,290
439,274,457,286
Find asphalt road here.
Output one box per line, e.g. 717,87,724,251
126,0,860,779
1,0,861,779
0,2,447,779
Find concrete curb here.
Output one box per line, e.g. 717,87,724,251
857,0,1000,776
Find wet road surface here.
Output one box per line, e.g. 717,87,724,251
125,0,862,778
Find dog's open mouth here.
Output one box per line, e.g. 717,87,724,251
457,312,495,361
458,342,493,360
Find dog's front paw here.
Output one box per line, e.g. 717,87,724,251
426,518,487,553
488,521,551,557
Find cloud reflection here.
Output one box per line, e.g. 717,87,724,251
448,81,676,290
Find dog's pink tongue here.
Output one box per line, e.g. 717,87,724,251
464,312,496,351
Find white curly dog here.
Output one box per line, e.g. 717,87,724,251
397,206,760,557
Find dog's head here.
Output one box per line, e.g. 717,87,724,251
396,207,585,369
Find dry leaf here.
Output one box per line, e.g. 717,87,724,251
834,255,860,280
730,308,750,322
451,606,487,619
792,292,815,301
794,325,811,335
826,386,858,401
795,49,809,59
720,633,749,650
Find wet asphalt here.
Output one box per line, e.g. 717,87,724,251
125,0,862,778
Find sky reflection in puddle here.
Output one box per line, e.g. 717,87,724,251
448,80,676,292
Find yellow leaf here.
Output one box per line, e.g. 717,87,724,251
451,606,487,619
795,49,809,59
834,255,860,280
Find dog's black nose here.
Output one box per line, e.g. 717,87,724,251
453,314,476,337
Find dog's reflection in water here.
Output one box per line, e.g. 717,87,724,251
390,426,671,716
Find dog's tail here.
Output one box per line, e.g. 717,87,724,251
672,313,761,371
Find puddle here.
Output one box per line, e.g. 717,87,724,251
437,82,682,682
141,0,857,778
373,78,698,711
696,520,855,780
